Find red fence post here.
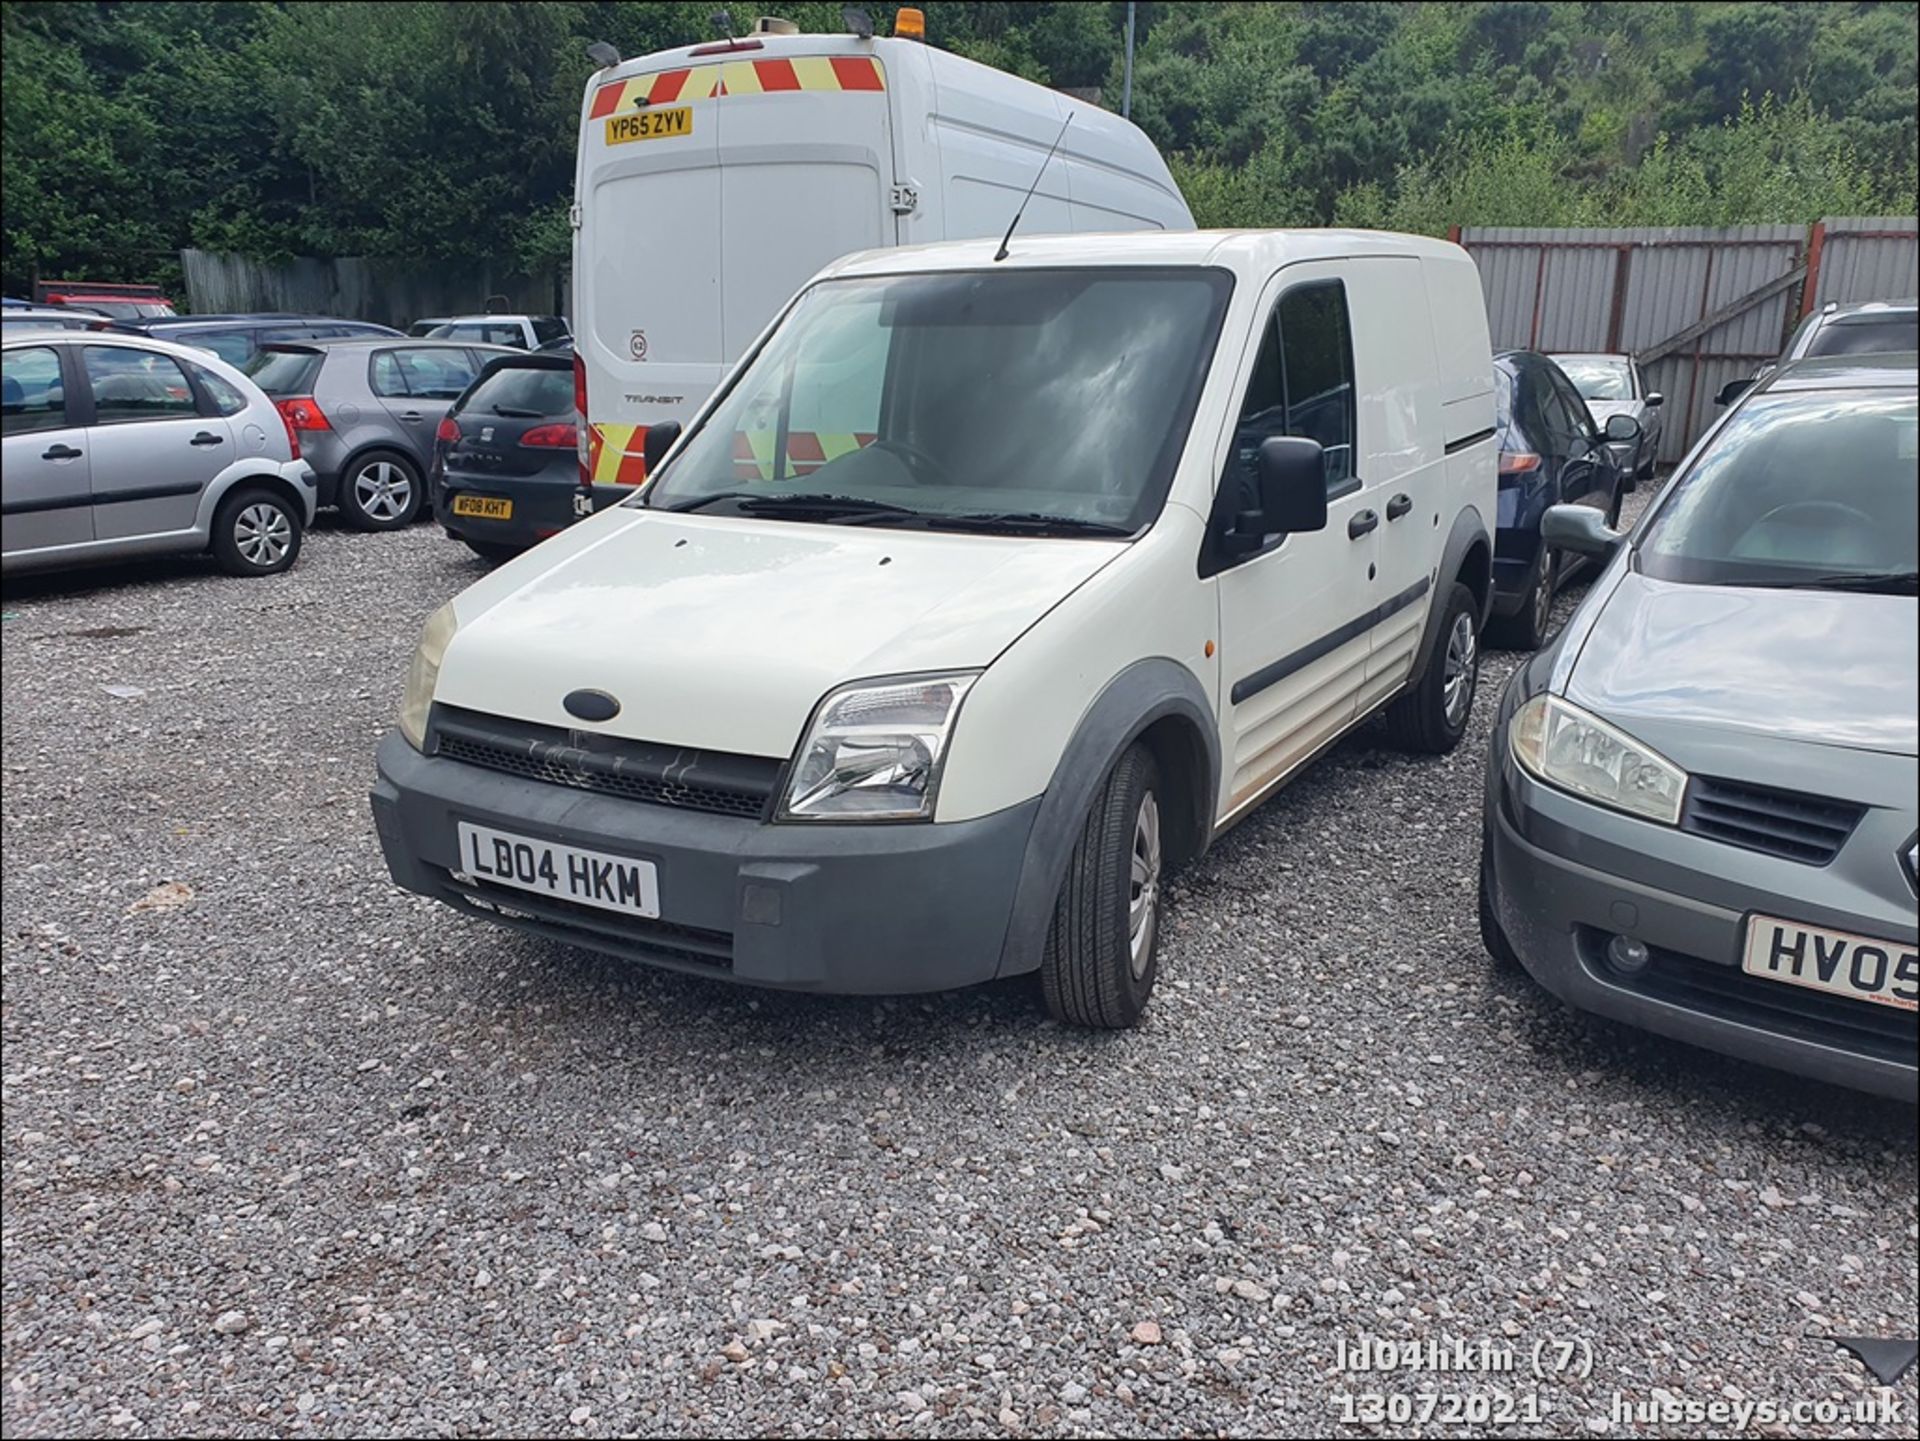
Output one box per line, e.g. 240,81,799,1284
1447,224,1461,246
1800,220,1828,318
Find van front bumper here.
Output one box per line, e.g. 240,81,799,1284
370,731,1039,995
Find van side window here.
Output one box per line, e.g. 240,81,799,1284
1275,281,1356,492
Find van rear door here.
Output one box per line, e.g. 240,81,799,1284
710,52,894,359
579,58,726,461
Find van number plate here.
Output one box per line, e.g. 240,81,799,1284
456,821,660,919
606,107,693,146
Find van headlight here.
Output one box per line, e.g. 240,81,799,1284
1510,694,1687,825
779,673,979,821
398,602,459,751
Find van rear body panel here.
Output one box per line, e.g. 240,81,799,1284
573,32,1194,493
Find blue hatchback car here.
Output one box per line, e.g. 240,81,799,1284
1489,350,1634,649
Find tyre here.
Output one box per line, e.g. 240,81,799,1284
1478,836,1520,969
1383,581,1480,753
1041,743,1165,1029
463,538,523,565
210,484,302,577
339,450,422,531
1488,546,1555,652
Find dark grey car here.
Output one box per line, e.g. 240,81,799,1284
245,339,516,530
1481,355,1918,1100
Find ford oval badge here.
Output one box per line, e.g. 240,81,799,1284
563,689,621,722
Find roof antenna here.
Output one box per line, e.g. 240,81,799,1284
994,114,1072,262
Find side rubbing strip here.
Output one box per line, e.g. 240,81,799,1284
1230,576,1431,705
1445,426,1497,456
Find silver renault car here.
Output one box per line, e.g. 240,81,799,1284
2,330,316,577
1482,355,1917,1100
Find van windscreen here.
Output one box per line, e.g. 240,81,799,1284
643,267,1234,536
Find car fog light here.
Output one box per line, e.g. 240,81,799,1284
1606,934,1651,977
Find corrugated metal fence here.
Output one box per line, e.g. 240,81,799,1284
180,249,566,332
1455,218,1917,464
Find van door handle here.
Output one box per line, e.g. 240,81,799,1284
1347,509,1379,539
189,431,224,446
42,443,83,460
1386,493,1413,521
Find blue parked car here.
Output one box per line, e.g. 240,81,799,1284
1488,350,1636,649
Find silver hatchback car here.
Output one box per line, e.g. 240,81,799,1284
245,339,517,531
2,331,317,577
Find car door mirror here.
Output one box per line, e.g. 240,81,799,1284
1603,413,1641,442
642,420,682,473
1219,436,1328,556
1644,392,1664,408
1542,503,1622,561
1715,377,1754,407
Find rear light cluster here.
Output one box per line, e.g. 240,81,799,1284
520,422,578,450
273,395,331,462
436,415,461,444
574,353,592,485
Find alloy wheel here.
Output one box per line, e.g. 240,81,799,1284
1128,789,1162,980
1442,612,1478,728
354,461,413,522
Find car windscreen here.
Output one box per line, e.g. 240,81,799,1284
1804,315,1920,358
643,267,1234,534
458,364,573,418
1556,357,1632,401
531,316,569,345
1638,388,1917,592
243,349,324,396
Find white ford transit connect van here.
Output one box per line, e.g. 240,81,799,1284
572,18,1192,496
373,230,1497,1027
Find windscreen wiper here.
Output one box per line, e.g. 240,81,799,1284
659,491,921,523
490,404,544,418
1743,570,1919,594
923,511,1135,537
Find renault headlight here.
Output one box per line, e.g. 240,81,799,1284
1510,695,1687,825
779,673,978,821
398,602,459,751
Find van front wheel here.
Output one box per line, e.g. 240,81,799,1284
1041,743,1163,1029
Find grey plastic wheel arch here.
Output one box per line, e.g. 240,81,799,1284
994,658,1219,980
1408,504,1492,688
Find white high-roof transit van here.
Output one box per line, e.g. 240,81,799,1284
569,13,1193,496
373,228,1499,1028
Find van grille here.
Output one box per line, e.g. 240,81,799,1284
431,706,779,820
1679,776,1864,866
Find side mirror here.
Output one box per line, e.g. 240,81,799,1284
1715,377,1754,408
1644,392,1664,408
1222,437,1328,554
642,420,682,473
1603,412,1641,442
1542,503,1622,561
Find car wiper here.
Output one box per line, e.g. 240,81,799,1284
490,404,544,418
658,491,921,523
1743,570,1919,594
923,511,1134,537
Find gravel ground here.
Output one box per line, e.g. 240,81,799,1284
3,497,1915,1439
